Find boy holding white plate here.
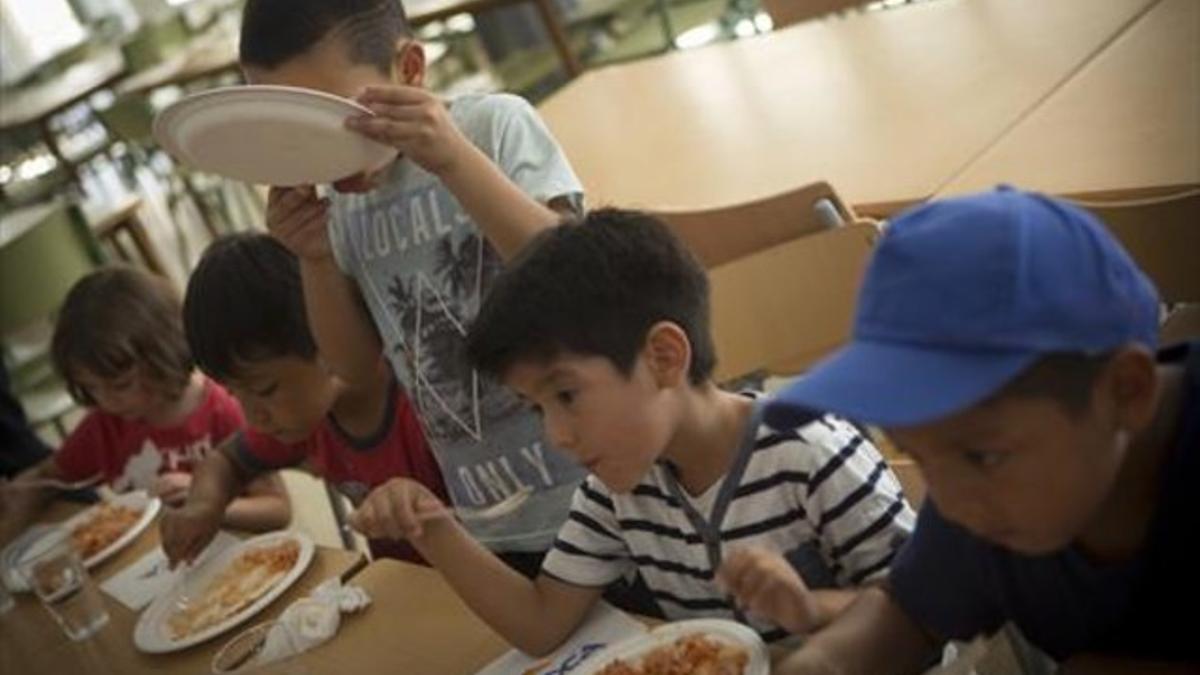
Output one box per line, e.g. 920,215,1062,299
227,0,588,576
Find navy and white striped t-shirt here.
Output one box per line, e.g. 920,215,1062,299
541,404,915,642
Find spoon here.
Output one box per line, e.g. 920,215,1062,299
416,486,533,523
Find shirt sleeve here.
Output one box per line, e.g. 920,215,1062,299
800,417,916,585
540,476,633,588
486,94,584,212
888,502,1005,640
206,381,247,445
54,411,108,481
232,429,309,474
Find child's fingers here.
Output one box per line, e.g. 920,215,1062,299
736,569,776,609
368,498,401,541
270,201,329,239
356,85,429,105
291,202,331,234
356,102,431,124
347,504,379,538
388,489,423,539
345,117,425,146
268,186,317,219
717,549,758,593
268,200,317,233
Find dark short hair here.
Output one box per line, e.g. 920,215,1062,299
990,352,1113,416
52,267,192,405
183,233,317,381
466,208,716,385
240,0,412,73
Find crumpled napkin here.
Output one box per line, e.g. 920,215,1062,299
252,578,371,666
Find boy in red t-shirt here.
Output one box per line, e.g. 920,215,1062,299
2,268,289,543
161,234,447,563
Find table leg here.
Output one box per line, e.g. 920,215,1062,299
532,0,583,77
106,231,134,263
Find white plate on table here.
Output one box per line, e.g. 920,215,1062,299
153,84,397,186
576,618,770,675
5,491,161,591
134,530,314,654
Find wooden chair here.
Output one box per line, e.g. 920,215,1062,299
655,180,862,269
0,200,102,439
1071,187,1200,305
708,220,878,382
759,0,869,30
86,196,173,282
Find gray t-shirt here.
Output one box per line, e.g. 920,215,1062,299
329,93,587,552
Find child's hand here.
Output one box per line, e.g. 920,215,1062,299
348,477,445,541
151,472,192,506
718,547,822,635
266,186,332,262
346,85,471,177
160,499,223,568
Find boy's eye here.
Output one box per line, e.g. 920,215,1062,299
555,390,575,406
963,449,1006,470
110,378,134,391
529,403,544,417
254,382,279,398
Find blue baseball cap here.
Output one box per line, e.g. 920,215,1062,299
765,186,1160,429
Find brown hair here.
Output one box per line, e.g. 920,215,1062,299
51,266,193,406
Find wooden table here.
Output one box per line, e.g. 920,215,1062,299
281,559,510,674
0,49,127,180
0,501,366,675
936,0,1200,201
408,0,582,78
538,0,1159,215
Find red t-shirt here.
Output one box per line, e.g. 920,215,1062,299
234,381,447,562
55,378,245,492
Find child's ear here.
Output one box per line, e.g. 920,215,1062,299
393,39,426,87
643,322,691,389
1101,344,1158,433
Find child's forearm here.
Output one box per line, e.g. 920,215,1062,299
809,589,860,630
221,472,291,531
299,258,384,388
189,446,249,514
437,141,562,260
220,495,290,531
775,587,937,675
411,519,599,656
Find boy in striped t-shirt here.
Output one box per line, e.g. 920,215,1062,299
349,209,914,654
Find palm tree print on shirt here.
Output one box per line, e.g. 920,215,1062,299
386,232,520,446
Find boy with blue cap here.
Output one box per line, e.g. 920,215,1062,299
763,187,1198,673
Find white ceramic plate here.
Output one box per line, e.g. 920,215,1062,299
576,619,770,675
153,84,397,186
133,531,315,654
9,491,162,591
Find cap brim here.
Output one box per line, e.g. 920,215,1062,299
764,340,1038,429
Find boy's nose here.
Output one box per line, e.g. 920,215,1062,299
544,416,575,451
246,403,272,428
